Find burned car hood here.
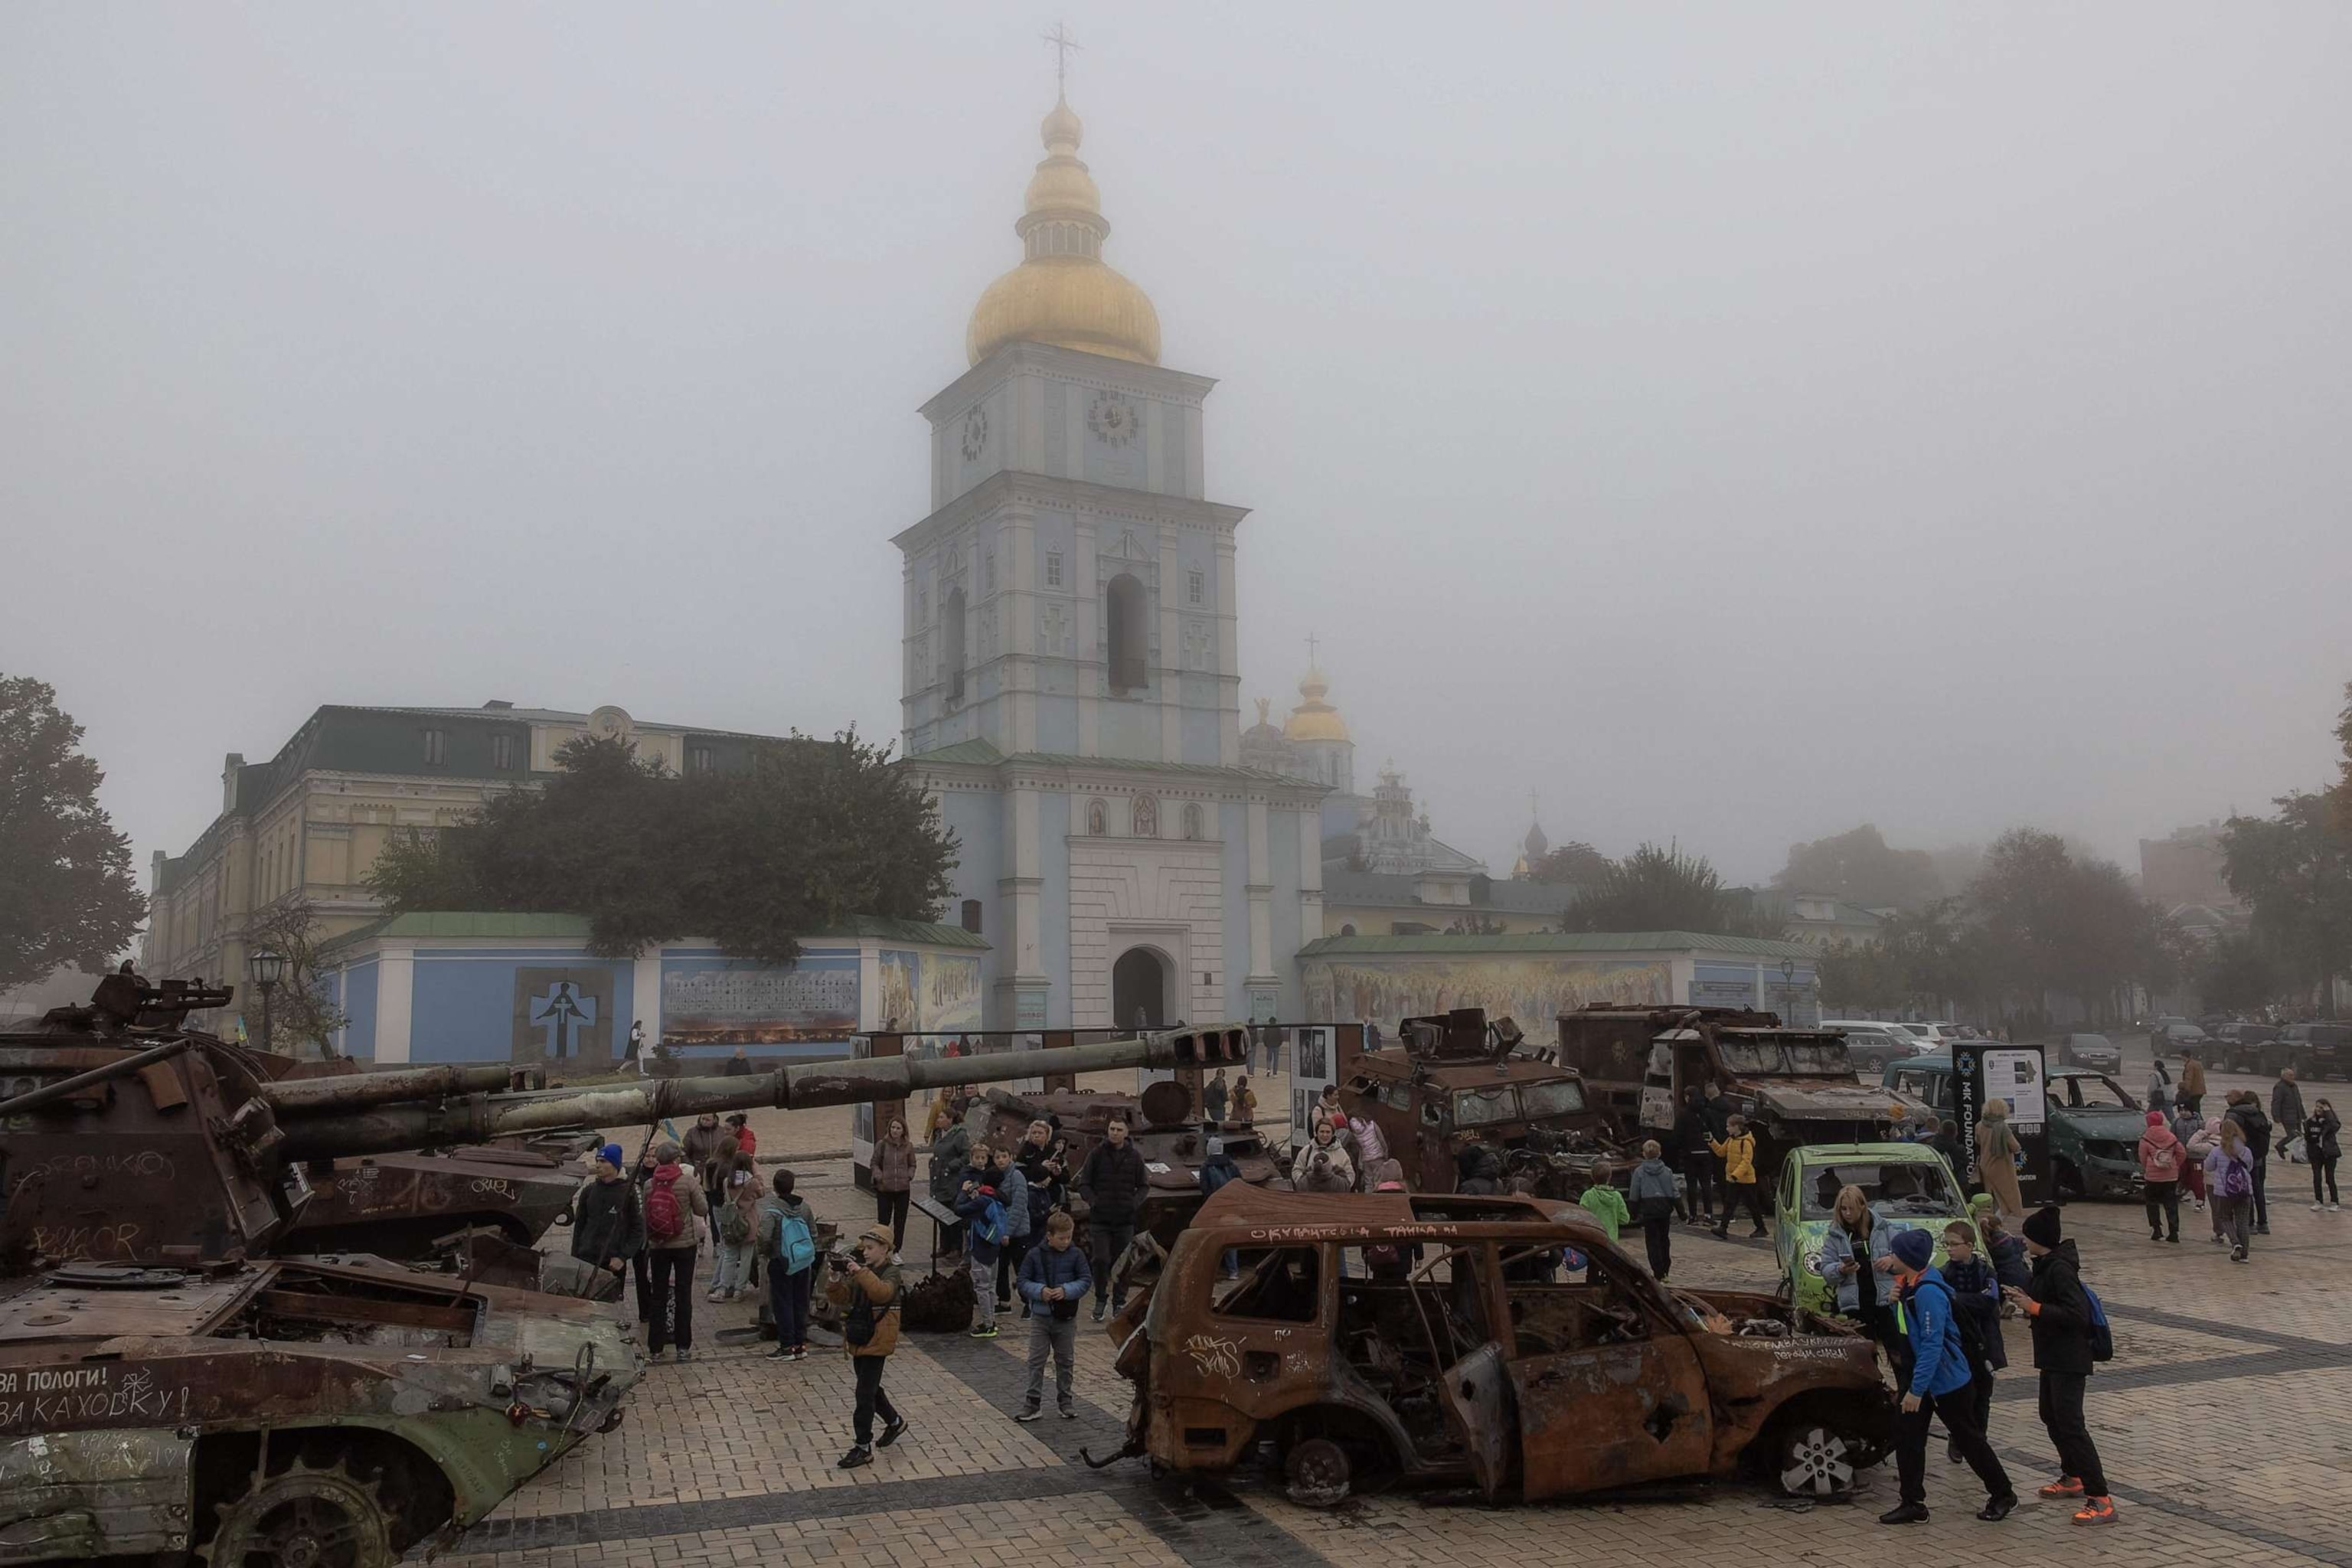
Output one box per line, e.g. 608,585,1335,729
1747,1079,1927,1118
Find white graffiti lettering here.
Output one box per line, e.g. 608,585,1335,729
469,1178,517,1200
1182,1334,1242,1380
0,1364,192,1431
34,1149,175,1183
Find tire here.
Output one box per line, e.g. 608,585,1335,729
203,1456,396,1568
1284,1435,1354,1508
1775,1419,1862,1497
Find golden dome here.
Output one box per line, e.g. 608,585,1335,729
965,95,1161,367
1283,667,1351,743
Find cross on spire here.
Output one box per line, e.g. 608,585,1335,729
1043,21,1081,95
1305,629,1320,668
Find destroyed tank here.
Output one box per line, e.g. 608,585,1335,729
972,1076,1286,1249
0,972,1247,1563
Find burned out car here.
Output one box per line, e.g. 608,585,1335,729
1337,1009,1621,1197
1105,1184,1893,1505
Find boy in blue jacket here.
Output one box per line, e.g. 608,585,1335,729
1014,1212,1093,1421
1881,1227,2016,1525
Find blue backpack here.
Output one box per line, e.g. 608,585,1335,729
973,1197,1008,1249
773,1207,815,1274
2082,1283,2114,1363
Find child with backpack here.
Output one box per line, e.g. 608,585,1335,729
758,1168,819,1360
2002,1206,2115,1524
708,1151,762,1303
2137,1109,2186,1243
1879,1227,2014,1525
1939,1220,2006,1463
2206,1116,2257,1262
956,1149,1011,1340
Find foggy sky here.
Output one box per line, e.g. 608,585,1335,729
5,3,2347,893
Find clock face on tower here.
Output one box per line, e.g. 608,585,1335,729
960,407,988,462
1086,391,1138,448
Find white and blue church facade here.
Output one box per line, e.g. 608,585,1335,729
899,92,1326,1034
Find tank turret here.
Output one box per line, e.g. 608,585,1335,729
0,973,1248,1269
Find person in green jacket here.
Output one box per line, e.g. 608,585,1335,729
1577,1161,1631,1242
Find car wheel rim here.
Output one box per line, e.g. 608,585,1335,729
1781,1425,1855,1495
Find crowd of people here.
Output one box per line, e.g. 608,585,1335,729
563,1029,2318,1514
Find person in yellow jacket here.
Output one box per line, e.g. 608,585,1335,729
1708,1114,1769,1240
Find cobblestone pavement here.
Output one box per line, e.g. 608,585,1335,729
438,1051,2352,1566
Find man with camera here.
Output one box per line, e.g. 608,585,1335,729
824,1225,908,1470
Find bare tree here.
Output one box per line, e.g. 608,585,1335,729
240,897,350,1057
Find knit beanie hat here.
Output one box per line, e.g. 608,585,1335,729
2146,1109,2166,1127
598,1142,625,1171
1890,1227,1934,1270
2021,1205,2062,1250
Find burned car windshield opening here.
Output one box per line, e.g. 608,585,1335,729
1801,1161,1958,1220
1718,1040,1854,1077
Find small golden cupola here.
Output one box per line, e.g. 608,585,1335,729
1283,666,1351,744
965,94,1162,366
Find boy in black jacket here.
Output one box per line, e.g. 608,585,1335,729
2001,1207,2114,1524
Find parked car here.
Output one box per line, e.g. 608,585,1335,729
1819,1021,1920,1075
2056,1032,2122,1072
2212,1021,2281,1075
1771,1142,1975,1315
2151,1018,2210,1061
1882,1057,2146,1200
2277,1022,2352,1080
1106,1184,1894,1506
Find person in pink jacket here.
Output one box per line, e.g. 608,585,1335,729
2135,1109,2186,1243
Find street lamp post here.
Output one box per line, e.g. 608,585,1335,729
250,948,286,1056
1780,957,1799,1026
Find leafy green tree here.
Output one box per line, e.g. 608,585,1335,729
2197,933,2283,1015
2223,792,2352,1007
368,729,958,964
0,675,145,988
1564,843,1788,939
1772,824,1944,911
1527,841,1611,887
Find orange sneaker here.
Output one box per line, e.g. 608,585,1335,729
2073,1497,2117,1524
2039,1477,2084,1498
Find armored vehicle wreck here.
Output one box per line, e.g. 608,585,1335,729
0,970,1250,1561
1336,1009,1619,1196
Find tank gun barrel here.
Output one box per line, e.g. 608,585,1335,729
258,1063,527,1114
274,1024,1249,1163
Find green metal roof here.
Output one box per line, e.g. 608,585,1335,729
1297,930,1818,959
903,737,1305,786
318,911,987,956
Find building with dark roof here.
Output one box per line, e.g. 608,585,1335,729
140,701,791,1020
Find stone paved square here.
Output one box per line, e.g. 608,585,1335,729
442,1069,2352,1567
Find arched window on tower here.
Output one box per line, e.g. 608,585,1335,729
1106,573,1148,694
1181,802,1203,841
943,587,966,701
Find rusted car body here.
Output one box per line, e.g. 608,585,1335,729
973,1077,1286,1249
1557,1006,1932,1181
1337,1009,1618,1197
0,1254,635,1563
1109,1184,1891,1505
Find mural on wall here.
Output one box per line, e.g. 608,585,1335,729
660,956,860,1044
877,950,920,1033
925,954,983,1034
1303,959,1672,1033
511,967,617,1066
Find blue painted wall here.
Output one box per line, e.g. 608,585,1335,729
406,949,631,1064
341,958,379,1061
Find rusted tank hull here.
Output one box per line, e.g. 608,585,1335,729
283,1148,580,1257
